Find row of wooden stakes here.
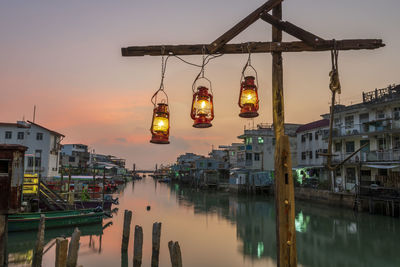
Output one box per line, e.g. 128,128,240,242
121,209,183,267
31,214,82,267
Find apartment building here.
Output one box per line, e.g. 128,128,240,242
325,84,400,192
237,123,301,171
60,144,90,168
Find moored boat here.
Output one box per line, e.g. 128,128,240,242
8,208,105,232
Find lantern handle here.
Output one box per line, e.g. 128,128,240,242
192,75,213,94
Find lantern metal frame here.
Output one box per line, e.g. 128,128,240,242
191,74,214,128
238,48,260,118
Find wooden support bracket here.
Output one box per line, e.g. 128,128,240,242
260,12,324,46
208,0,282,53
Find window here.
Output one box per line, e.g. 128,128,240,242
17,132,24,140
5,131,12,139
36,132,43,140
335,167,341,177
345,115,354,129
69,156,75,162
309,151,313,159
345,141,355,153
254,153,260,161
394,137,400,149
360,140,370,152
309,133,312,141
245,137,253,145
301,134,306,143
315,131,319,140
335,142,341,152
315,150,319,159
376,110,385,119
207,162,212,167
346,167,356,183
257,137,264,144
231,151,235,156
272,138,276,145
246,153,252,160
359,113,369,123
334,118,341,126
301,152,306,160
378,138,386,150
378,168,388,176
394,107,400,120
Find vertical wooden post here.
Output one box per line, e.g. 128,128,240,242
55,238,68,267
272,3,297,267
121,210,132,252
32,214,45,267
66,228,81,267
133,225,143,267
0,215,8,267
151,222,162,267
168,241,182,267
92,168,96,199
102,166,106,209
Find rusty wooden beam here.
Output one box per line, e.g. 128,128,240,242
208,0,283,53
260,12,324,46
121,39,384,56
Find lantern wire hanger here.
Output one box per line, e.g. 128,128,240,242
240,43,259,87
151,49,170,106
192,46,213,95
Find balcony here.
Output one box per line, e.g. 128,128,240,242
330,149,400,164
331,119,400,138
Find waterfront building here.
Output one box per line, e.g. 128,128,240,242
295,119,330,185
237,123,301,171
324,84,400,192
219,143,244,169
0,120,64,178
60,144,90,168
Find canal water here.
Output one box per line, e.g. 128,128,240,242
8,177,400,267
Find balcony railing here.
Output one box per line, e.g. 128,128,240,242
329,149,400,163
331,120,400,138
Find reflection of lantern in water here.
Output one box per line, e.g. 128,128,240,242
239,76,259,118
191,86,214,128
150,103,170,144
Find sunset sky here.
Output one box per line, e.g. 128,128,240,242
1,0,399,169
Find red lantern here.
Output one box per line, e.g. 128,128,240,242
191,86,214,128
150,102,170,144
239,76,259,118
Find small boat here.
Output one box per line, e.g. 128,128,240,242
8,209,105,232
158,177,171,183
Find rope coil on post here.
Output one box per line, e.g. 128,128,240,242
329,40,341,94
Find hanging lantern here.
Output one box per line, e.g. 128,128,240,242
191,86,214,128
150,102,170,144
239,75,259,118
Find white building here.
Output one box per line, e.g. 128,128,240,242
0,120,64,178
237,123,301,171
325,84,400,192
296,119,330,183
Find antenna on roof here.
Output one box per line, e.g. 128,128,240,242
33,105,36,123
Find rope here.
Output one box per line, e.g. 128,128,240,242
329,40,341,94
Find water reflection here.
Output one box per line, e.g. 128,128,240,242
171,185,400,267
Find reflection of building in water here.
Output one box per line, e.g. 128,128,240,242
172,185,400,267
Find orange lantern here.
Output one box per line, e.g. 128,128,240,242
191,86,214,128
150,102,170,144
239,75,259,118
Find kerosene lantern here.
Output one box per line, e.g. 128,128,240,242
150,101,170,144
191,86,214,128
238,75,259,118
